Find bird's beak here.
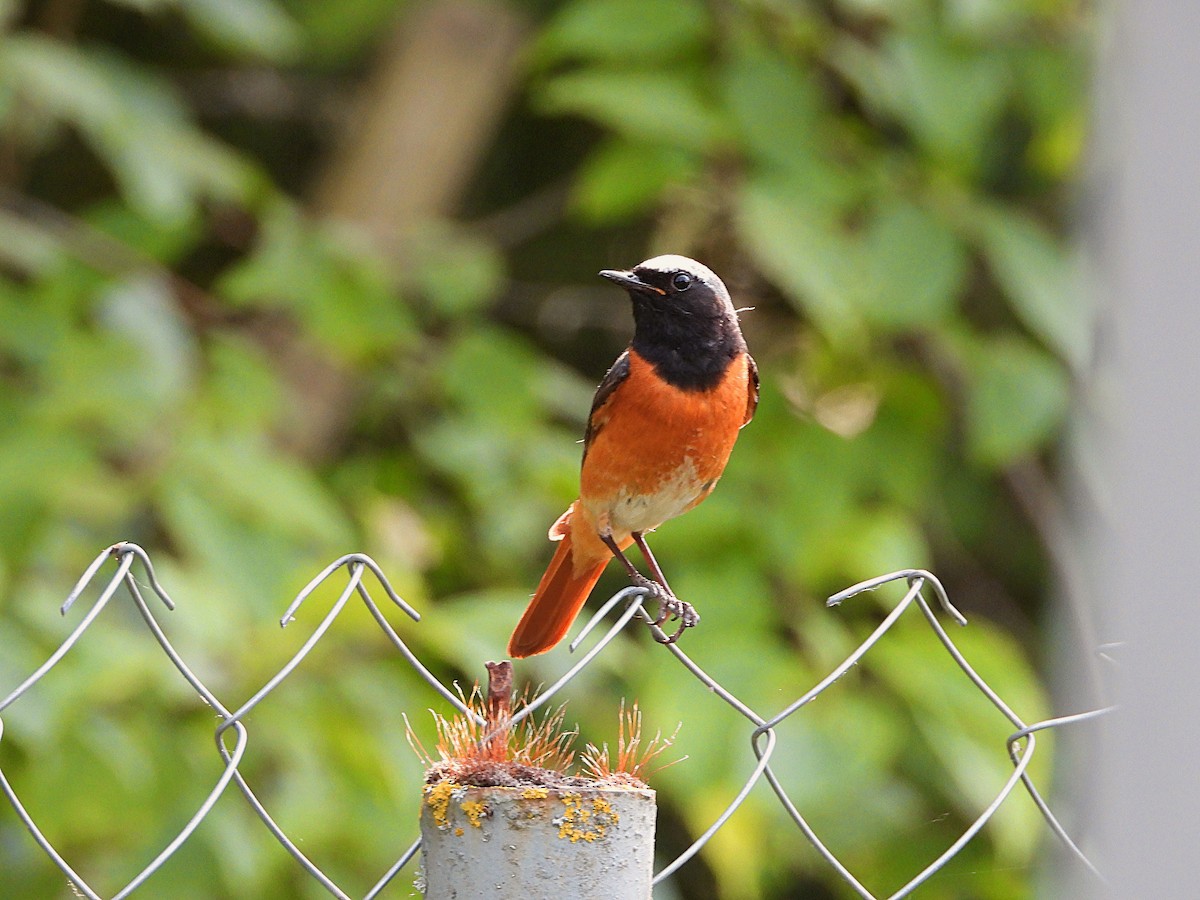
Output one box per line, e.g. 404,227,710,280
599,269,666,296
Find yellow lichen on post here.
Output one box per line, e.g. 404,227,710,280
461,798,488,828
424,780,459,830
425,782,492,834
556,792,620,843
421,784,656,897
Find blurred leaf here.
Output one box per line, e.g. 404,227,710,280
32,327,172,446
180,0,302,61
763,690,915,860
857,367,947,507
170,432,355,550
975,204,1088,369
1012,36,1087,127
863,199,967,330
0,35,124,127
960,334,1070,467
0,275,66,366
219,202,411,360
200,334,285,431
418,589,531,671
0,427,100,520
834,29,1010,171
945,0,1030,38
536,0,709,65
86,202,202,265
1016,44,1087,178
840,506,931,577
96,273,198,409
891,31,1011,167
721,36,824,173
0,37,256,221
403,225,505,317
537,69,723,151
0,208,65,273
290,0,400,65
438,327,544,429
736,177,866,341
572,140,699,223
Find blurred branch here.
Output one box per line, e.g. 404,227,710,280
315,0,529,242
181,68,345,125
0,188,220,318
255,0,529,462
473,179,570,249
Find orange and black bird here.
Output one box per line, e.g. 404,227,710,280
508,255,758,658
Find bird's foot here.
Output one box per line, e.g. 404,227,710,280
629,574,698,643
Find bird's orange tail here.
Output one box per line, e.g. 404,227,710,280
508,533,609,658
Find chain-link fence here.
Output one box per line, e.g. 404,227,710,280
0,542,1110,899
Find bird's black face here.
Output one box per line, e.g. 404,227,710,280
599,256,730,320
599,255,746,391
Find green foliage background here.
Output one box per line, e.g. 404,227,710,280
0,0,1091,896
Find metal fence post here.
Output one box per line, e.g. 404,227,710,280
419,783,656,898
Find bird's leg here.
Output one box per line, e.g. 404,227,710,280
600,533,668,601
632,532,699,643
631,532,673,596
598,533,699,643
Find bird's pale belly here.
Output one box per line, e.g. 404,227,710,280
603,456,714,534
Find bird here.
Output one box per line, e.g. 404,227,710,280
508,255,758,658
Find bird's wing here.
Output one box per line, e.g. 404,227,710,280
582,349,631,463
743,353,760,428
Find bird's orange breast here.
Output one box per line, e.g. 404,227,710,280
579,350,751,537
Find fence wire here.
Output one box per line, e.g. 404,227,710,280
0,542,1110,899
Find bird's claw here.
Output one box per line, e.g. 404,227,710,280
629,575,698,643
653,597,699,643
629,573,668,609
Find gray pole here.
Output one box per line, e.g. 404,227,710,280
419,783,656,899
1090,2,1200,897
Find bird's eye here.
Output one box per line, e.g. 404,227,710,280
671,272,692,291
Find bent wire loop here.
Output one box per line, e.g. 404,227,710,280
0,547,1111,899
0,543,248,900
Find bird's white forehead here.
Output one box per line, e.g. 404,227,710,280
636,254,719,282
